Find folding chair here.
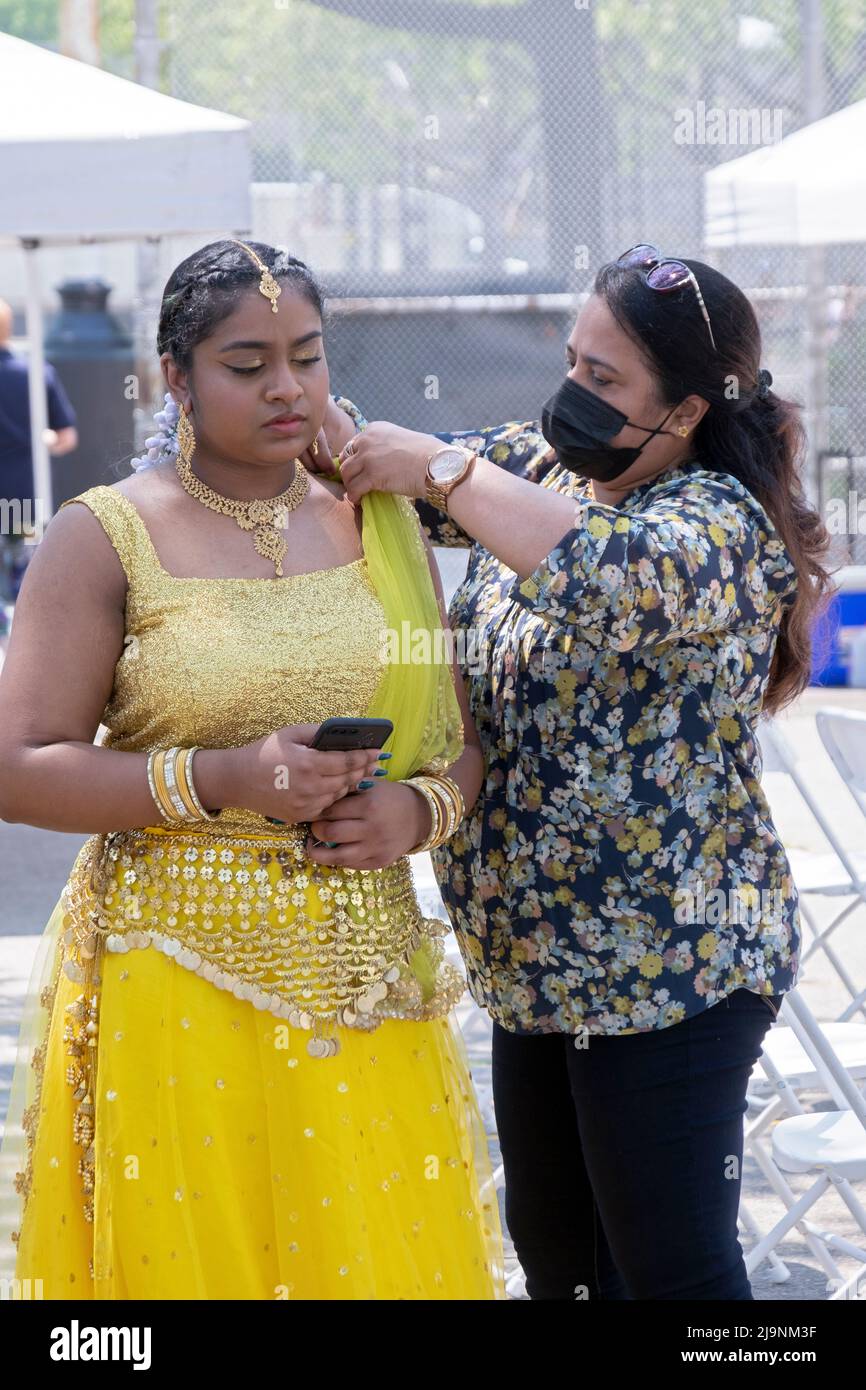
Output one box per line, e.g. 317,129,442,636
743,988,866,1299
739,720,866,1283
814,706,866,1021
741,1008,866,1284
756,717,866,1020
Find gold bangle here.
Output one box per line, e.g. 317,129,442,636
417,781,444,850
151,749,180,821
161,746,196,821
415,777,457,842
434,773,465,823
150,747,195,823
403,777,443,852
426,770,464,817
146,750,175,824
170,747,199,819
174,750,218,822
416,766,466,825
420,780,453,845
184,750,218,811
415,773,463,840
404,773,464,852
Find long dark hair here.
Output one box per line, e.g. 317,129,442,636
594,256,833,716
157,239,324,371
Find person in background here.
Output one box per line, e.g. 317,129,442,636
0,297,78,621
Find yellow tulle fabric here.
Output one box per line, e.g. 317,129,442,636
0,472,506,1299
7,896,502,1298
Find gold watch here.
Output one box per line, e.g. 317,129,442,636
424,444,477,512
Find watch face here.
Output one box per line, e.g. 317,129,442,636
430,448,468,482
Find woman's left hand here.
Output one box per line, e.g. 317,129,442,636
297,396,359,480
337,422,439,504
296,426,341,481
307,779,431,869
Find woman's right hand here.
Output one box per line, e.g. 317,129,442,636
231,723,386,824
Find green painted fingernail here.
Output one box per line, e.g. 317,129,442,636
357,779,374,789
377,752,392,760
373,768,387,776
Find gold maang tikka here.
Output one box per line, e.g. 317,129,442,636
229,238,282,312
174,406,309,577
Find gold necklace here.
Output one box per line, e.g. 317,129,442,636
174,405,310,577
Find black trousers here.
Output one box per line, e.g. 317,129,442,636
491,988,783,1300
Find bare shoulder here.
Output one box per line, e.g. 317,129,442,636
34,485,134,605
111,462,178,517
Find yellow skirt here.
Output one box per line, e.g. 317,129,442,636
11,895,506,1300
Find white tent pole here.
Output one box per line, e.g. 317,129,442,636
22,238,53,526
801,0,827,503
133,1,165,457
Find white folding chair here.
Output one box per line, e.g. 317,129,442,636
757,717,866,1020
741,717,866,1282
814,706,866,1021
742,988,866,1298
741,1011,866,1284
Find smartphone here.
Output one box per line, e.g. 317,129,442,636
266,717,394,824
310,717,394,751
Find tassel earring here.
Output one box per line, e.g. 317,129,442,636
176,406,196,466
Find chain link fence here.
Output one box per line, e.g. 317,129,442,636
4,1,865,524
155,0,864,498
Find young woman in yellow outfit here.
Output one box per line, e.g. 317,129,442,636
0,239,505,1300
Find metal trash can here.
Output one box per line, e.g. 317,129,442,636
44,277,135,508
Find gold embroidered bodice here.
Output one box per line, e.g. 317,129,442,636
55,485,464,1060
60,485,388,833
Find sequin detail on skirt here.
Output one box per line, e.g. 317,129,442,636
60,825,465,1064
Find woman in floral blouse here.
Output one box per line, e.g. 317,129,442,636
306,248,832,1300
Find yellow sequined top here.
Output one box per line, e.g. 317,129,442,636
56,485,464,1053
63,485,386,828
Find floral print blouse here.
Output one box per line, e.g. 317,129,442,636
343,405,802,1035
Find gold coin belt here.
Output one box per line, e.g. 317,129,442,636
60,825,465,1057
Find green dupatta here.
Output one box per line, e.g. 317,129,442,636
350,471,465,780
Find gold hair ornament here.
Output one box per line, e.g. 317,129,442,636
228,238,282,313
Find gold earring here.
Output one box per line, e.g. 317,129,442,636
177,405,196,465
677,425,690,437
310,437,319,457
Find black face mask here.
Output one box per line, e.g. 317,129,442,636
541,376,680,483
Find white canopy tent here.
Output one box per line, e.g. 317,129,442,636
0,32,252,517
704,99,866,500
704,97,866,248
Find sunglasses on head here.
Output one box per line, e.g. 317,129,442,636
616,244,717,353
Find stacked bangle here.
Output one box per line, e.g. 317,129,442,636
403,770,465,852
146,746,217,824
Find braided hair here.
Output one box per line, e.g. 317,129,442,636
129,240,325,470
156,239,324,371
